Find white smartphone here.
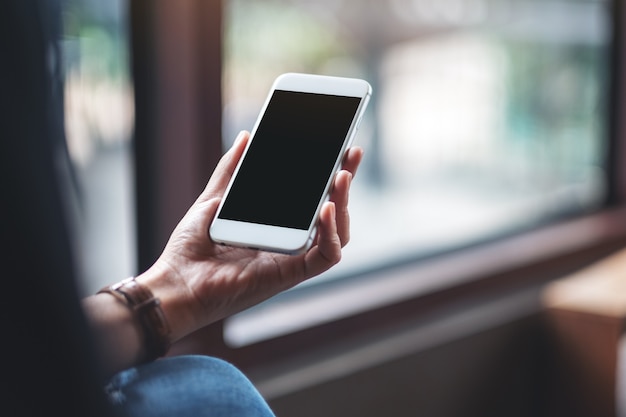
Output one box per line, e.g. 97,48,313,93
209,72,372,255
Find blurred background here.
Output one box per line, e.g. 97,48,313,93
61,0,626,416
221,0,613,346
61,0,135,294
223,0,609,282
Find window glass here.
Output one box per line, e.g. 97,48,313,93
62,0,135,294
224,0,612,346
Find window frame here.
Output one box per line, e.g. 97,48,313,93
131,0,626,373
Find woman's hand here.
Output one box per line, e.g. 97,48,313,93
138,131,364,345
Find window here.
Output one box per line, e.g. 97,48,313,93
223,0,615,347
61,0,626,370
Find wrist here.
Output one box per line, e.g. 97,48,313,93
99,277,171,362
134,261,199,346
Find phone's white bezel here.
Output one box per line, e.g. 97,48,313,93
209,73,372,255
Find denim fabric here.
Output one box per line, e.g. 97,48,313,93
105,355,276,417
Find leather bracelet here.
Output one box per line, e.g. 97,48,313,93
98,277,171,362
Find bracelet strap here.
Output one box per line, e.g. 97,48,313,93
98,277,171,362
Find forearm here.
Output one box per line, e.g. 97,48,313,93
82,292,144,378
81,264,198,379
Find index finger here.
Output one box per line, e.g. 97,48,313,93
342,146,364,177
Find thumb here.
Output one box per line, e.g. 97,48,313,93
198,131,249,203
202,197,223,236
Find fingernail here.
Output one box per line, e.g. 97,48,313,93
233,131,246,146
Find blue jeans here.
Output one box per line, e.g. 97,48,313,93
104,355,276,417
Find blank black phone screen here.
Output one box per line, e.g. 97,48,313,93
218,90,362,230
